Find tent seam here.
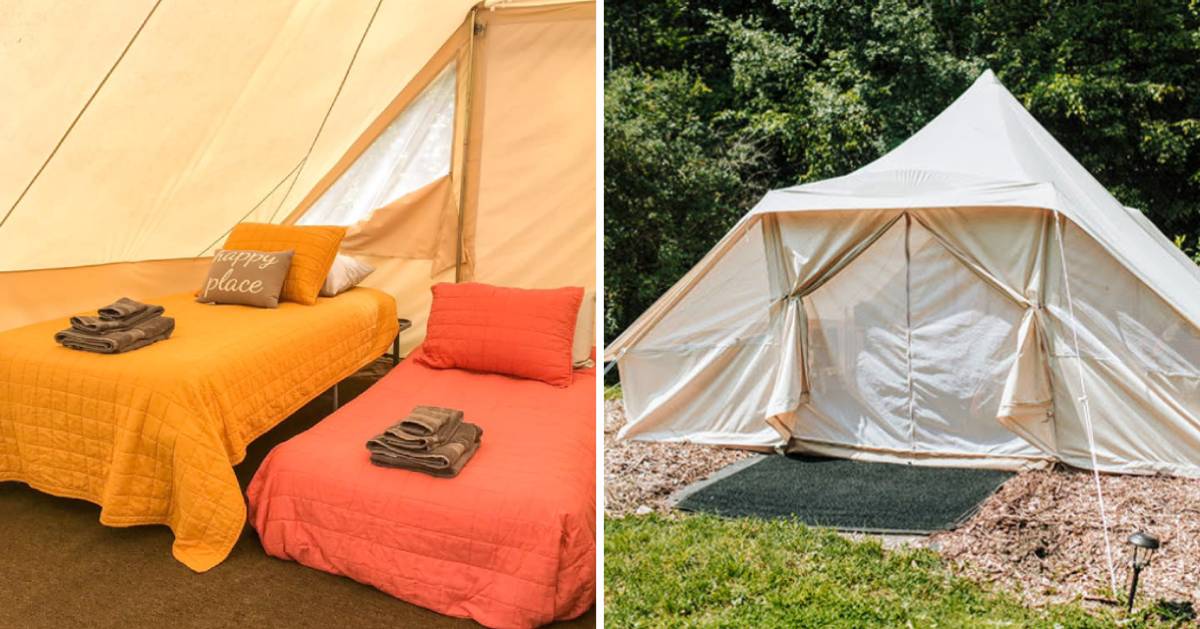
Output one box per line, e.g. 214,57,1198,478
266,0,386,224
194,158,307,256
905,212,916,453
0,0,164,232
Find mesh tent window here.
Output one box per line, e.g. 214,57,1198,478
298,62,456,226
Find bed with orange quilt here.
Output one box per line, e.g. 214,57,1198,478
246,348,596,629
0,289,397,572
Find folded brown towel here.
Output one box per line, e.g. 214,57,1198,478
70,304,165,333
97,297,149,320
374,406,464,450
55,316,175,354
399,406,464,436
368,423,482,478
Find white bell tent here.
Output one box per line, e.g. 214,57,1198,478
606,70,1200,479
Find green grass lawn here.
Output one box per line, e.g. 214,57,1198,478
605,514,1183,628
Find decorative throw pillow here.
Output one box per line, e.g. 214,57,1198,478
417,282,584,387
320,253,375,297
572,290,596,368
222,223,346,305
197,249,294,308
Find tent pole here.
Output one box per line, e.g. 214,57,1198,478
455,6,481,283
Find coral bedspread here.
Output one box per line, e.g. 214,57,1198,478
247,350,596,629
0,290,397,572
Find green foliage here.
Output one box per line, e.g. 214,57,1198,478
604,0,1200,343
604,67,771,337
605,514,1174,627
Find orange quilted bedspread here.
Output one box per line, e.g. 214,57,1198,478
0,289,397,571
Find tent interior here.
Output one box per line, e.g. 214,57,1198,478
607,70,1200,479
0,0,596,349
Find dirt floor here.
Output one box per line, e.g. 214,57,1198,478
604,399,1200,613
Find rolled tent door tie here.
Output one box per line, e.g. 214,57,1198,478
996,305,1058,455
765,295,808,440
761,211,905,438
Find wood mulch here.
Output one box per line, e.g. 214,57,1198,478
932,466,1200,611
604,400,753,516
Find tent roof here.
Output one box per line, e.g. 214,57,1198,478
0,0,476,272
749,70,1200,332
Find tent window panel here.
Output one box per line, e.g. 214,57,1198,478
1046,221,1200,379
793,220,910,450
1042,221,1200,471
907,220,1042,458
299,62,456,226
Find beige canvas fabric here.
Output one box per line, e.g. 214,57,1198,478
0,1,476,271
0,258,211,332
573,290,596,366
469,3,596,292
609,71,1200,478
0,1,595,355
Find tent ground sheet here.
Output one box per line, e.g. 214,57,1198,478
677,454,1012,534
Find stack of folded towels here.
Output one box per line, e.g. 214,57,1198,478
365,406,483,478
54,297,175,354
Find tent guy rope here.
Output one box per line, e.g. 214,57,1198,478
1053,211,1119,596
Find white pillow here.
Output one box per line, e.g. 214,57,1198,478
320,253,375,297
572,290,595,368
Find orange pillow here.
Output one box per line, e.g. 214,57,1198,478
223,223,346,305
417,282,583,387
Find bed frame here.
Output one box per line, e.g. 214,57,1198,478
330,318,412,410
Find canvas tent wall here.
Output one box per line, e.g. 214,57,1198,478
607,70,1200,478
0,0,596,353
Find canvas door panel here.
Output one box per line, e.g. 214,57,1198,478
908,220,1041,457
1045,221,1200,474
792,220,910,450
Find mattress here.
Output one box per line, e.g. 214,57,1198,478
247,350,596,629
0,289,397,572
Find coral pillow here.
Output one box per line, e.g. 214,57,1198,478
223,223,346,305
418,282,583,387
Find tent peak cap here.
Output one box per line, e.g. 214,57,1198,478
976,68,999,84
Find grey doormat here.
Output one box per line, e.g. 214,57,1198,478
676,454,1013,534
